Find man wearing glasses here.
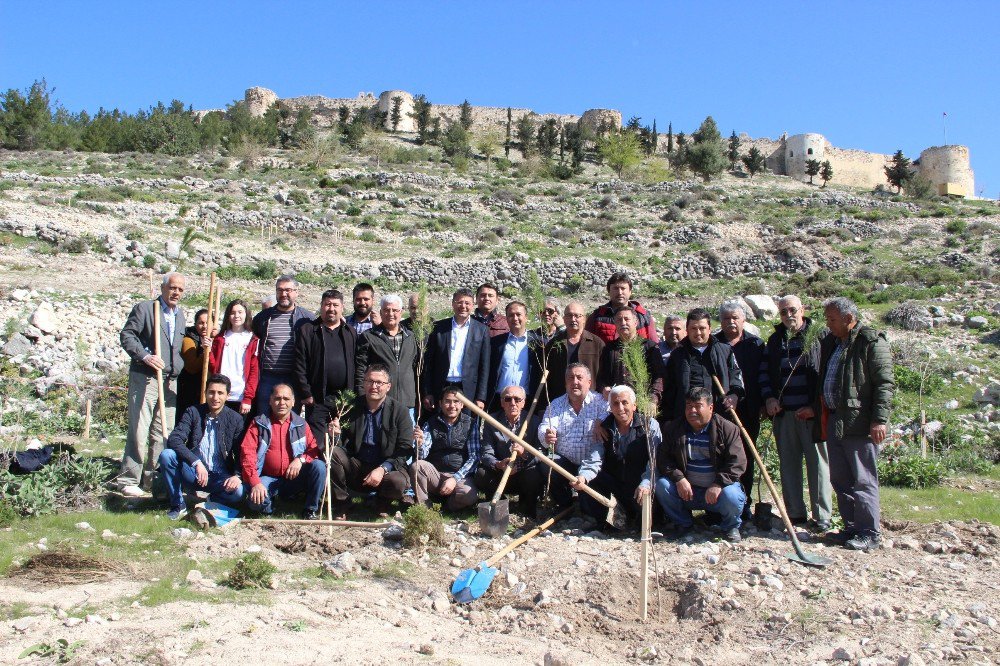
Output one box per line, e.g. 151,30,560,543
544,301,605,408
327,364,414,518
761,295,833,532
252,276,314,414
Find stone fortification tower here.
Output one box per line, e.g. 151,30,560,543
784,133,828,181
915,145,975,197
244,87,279,118
377,91,416,132
580,109,623,133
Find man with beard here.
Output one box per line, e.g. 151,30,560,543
346,282,380,335
251,276,314,414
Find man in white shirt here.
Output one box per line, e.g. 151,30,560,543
420,288,491,415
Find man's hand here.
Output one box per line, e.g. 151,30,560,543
795,406,815,420
439,476,457,496
200,335,212,349
142,354,165,371
676,478,693,501
722,394,738,411
302,396,315,407
249,483,268,505
193,461,209,487
494,459,509,471
328,417,342,439
593,423,609,443
544,428,557,446
285,457,303,480
569,475,587,491
511,442,525,456
422,396,435,412
413,427,424,446
634,484,650,503
870,423,887,446
765,398,781,417
362,466,386,488
239,403,251,415
475,400,485,411
705,484,722,505
223,475,241,492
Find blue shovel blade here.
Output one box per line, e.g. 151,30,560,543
451,562,498,603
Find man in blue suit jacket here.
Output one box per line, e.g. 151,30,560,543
486,301,543,412
420,288,491,415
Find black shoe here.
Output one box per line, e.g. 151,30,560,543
302,509,320,520
664,525,693,541
790,516,809,526
809,519,832,533
825,529,857,545
845,534,880,552
724,527,742,543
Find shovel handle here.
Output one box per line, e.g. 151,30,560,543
484,506,573,568
244,518,392,528
711,375,810,560
455,392,616,510
491,369,550,505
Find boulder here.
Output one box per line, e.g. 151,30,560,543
29,302,58,334
966,315,989,329
164,241,182,260
885,302,933,331
744,295,778,320
1,332,32,356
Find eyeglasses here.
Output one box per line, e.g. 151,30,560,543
502,395,524,403
779,307,799,315
276,288,297,294
565,312,584,319
543,308,557,315
365,379,389,388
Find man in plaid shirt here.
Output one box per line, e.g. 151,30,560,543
537,363,609,511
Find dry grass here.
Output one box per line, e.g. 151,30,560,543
9,550,129,585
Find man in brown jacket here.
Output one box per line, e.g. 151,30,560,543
544,301,604,406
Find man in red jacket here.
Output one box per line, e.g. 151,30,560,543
586,272,658,345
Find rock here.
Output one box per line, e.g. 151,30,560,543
245,544,262,553
544,652,574,666
966,315,989,329
1,332,32,356
12,616,37,632
75,521,92,531
417,644,434,656
64,617,84,627
944,399,960,410
560,621,574,634
431,594,450,612
897,653,927,666
923,540,945,554
171,528,193,539
85,614,107,625
534,589,553,607
186,569,203,584
504,571,519,587
763,575,784,591
744,295,778,320
885,302,933,331
459,545,476,559
164,241,181,260
101,529,117,539
322,551,357,577
382,524,404,542
10,288,30,301
833,647,854,661
29,302,58,334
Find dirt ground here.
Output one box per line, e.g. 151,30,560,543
3,514,999,666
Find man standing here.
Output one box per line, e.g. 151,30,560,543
817,297,894,552
641,387,746,542
487,301,543,412
294,289,357,443
545,301,604,407
328,364,414,518
537,364,608,511
477,385,545,519
535,298,565,343
597,308,665,405
658,315,686,365
586,272,658,344
355,294,419,420
714,302,767,518
346,282,380,335
251,276,314,414
401,293,420,331
119,272,186,496
661,308,744,423
420,288,491,413
762,295,833,531
159,374,245,519
472,282,509,338
411,388,481,511
242,384,326,519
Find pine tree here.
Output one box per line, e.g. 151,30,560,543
459,99,474,131
804,158,822,185
409,94,432,145
515,113,536,158
337,105,350,135
537,118,558,158
504,107,512,159
564,121,586,172
820,160,833,187
686,116,727,182
666,121,674,154
389,96,402,132
884,150,912,193
651,119,658,154
741,146,765,178
441,121,471,158
727,131,741,170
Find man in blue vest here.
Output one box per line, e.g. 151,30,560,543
240,384,326,519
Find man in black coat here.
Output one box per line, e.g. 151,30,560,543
158,374,245,520
420,288,491,414
486,301,543,413
293,289,357,443
355,294,419,421
328,364,415,518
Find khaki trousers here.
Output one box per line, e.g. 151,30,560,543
410,460,477,511
774,411,833,522
120,368,176,488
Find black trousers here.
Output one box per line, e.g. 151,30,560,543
304,402,333,447
476,465,545,518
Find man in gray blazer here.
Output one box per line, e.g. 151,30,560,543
119,272,186,495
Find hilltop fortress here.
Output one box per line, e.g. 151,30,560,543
236,86,975,197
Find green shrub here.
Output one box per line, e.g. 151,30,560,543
402,504,445,549
346,205,363,217
878,451,945,488
216,260,278,281
287,190,310,206
563,274,585,294
142,254,157,269
93,369,128,435
226,552,276,589
893,364,944,394
0,498,17,527
945,219,967,234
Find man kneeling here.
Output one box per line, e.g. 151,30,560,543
411,388,480,511
477,385,545,519
159,373,245,520
328,364,414,519
644,387,746,542
241,384,326,519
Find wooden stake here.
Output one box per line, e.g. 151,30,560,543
82,399,92,440
640,491,651,621
244,518,391,529
200,273,217,403
324,433,334,535
920,409,928,459
148,270,155,298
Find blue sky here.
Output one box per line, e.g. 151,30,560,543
2,1,997,197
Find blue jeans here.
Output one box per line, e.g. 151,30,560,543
244,459,327,514
158,448,244,512
654,477,746,531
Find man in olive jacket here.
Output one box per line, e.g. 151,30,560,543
355,294,419,420
817,297,894,552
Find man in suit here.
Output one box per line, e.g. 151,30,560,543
544,301,605,407
420,288,491,415
486,300,543,412
119,272,186,496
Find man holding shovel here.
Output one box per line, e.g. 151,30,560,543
477,385,545,519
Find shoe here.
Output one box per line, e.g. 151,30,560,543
664,525,693,541
790,516,808,526
845,534,880,552
301,509,320,520
825,529,857,545
809,519,832,533
724,527,742,543
166,508,187,521
122,485,149,498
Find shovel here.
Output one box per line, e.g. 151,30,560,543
478,371,549,537
712,376,832,568
455,392,626,529
452,506,573,603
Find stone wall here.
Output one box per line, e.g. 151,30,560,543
916,146,975,197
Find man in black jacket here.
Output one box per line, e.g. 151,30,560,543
251,275,314,414
158,374,245,520
294,289,357,443
328,364,415,518
597,307,665,405
477,384,545,518
420,288,491,414
355,294,418,421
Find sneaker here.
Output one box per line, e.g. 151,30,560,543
845,534,880,552
166,507,187,521
825,529,857,545
122,485,149,498
724,527,742,543
301,509,320,520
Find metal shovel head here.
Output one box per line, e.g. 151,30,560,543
451,562,498,603
477,499,509,537
786,550,834,568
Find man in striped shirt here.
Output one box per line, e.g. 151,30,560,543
762,295,832,531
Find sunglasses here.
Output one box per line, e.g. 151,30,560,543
543,308,557,315
502,395,524,403
779,307,799,315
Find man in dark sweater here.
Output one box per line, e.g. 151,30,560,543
477,384,545,518
355,294,419,421
251,275,314,414
158,374,245,520
293,289,357,443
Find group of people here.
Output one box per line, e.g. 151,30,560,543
118,271,894,552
